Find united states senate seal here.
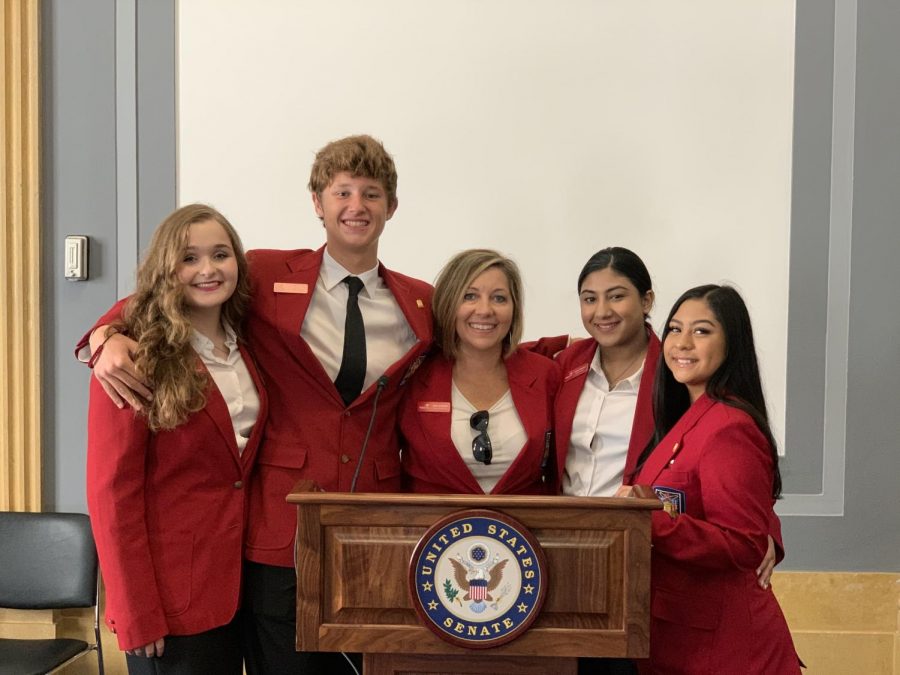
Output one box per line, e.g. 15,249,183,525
408,509,547,648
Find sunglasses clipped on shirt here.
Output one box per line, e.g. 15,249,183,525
470,410,492,465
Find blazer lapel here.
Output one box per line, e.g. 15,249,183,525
415,358,484,493
554,341,598,480
199,362,243,471
347,264,432,408
496,352,546,493
273,246,342,403
381,265,433,344
637,394,715,486
623,329,661,481
237,343,268,471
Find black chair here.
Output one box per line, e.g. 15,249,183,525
0,512,104,675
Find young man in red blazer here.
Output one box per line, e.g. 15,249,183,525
81,135,433,674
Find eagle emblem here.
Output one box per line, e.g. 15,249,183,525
410,510,548,647
449,544,508,612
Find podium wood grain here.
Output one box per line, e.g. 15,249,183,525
289,491,659,663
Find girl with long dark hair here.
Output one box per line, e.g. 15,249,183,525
632,284,800,673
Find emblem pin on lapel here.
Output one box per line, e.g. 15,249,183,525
416,298,425,308
669,442,680,465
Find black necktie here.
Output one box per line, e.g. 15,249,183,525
334,276,367,406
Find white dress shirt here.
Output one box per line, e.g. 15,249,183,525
192,325,260,454
562,350,644,497
450,384,527,494
300,249,418,393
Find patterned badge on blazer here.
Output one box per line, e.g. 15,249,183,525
399,351,429,387
653,485,686,516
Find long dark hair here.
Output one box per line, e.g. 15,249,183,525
635,284,782,498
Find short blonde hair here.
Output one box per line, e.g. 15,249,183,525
307,134,398,207
432,249,524,360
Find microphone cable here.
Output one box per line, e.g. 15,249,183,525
349,375,389,493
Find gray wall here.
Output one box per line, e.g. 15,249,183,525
42,0,175,512
779,0,900,570
41,0,899,571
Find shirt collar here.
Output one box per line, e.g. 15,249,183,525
590,349,645,393
191,323,238,359
321,248,380,296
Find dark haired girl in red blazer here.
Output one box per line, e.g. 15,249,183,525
632,284,801,674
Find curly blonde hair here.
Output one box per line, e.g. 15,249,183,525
118,204,250,430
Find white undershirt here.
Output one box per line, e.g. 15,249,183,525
191,326,260,454
300,249,418,393
450,384,527,494
562,350,644,497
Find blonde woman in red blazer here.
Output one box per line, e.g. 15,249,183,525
86,205,267,674
401,249,560,495
632,284,800,674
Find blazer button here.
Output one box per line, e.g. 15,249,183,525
344,410,351,417
340,454,351,464
233,480,243,489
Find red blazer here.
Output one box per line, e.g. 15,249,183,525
86,345,268,651
634,395,799,674
231,247,432,566
551,328,660,491
399,349,561,494
80,247,433,568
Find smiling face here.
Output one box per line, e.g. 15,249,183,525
176,219,238,321
454,266,514,358
664,297,727,402
312,171,397,272
579,267,653,352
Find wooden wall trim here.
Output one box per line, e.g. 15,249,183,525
1,0,42,511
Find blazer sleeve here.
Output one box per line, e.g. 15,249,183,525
544,359,563,493
520,335,569,359
74,297,130,360
86,377,169,650
651,419,774,572
769,507,786,564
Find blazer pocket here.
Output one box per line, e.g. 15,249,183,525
257,441,309,470
655,470,692,485
247,445,309,551
375,455,401,481
151,532,193,617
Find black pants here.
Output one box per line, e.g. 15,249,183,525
124,616,242,675
240,560,362,675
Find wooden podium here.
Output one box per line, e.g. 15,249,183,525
287,487,661,675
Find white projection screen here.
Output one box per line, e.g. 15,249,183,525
177,1,796,447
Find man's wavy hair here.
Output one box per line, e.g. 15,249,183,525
307,134,398,207
117,203,250,430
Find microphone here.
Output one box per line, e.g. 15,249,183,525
349,375,389,493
